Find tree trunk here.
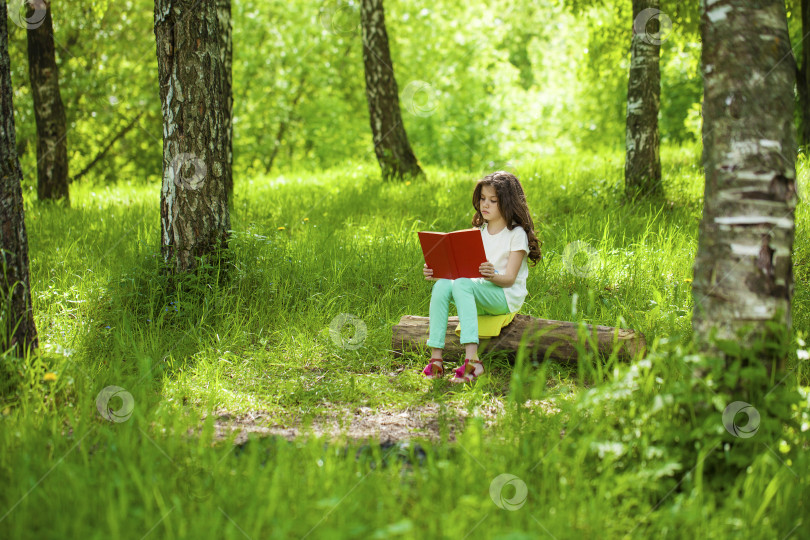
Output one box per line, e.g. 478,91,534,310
693,0,797,368
26,0,69,205
0,2,39,357
625,0,662,198
798,0,810,149
155,0,231,273
360,0,423,181
216,0,233,200
391,315,646,362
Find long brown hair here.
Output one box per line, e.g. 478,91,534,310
471,171,542,265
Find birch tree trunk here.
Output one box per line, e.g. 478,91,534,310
798,0,810,149
155,0,231,273
693,0,797,367
26,0,69,204
1,2,39,356
216,0,233,200
360,0,423,181
625,0,662,198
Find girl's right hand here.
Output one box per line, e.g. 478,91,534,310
423,264,435,281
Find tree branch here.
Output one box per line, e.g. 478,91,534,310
69,111,143,183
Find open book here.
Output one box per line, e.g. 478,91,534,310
418,228,487,280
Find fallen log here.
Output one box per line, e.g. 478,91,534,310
391,314,646,362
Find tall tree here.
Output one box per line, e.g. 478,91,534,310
692,0,797,367
796,0,810,149
360,0,423,181
625,0,663,198
216,0,233,200
1,1,39,356
155,0,231,273
26,0,69,204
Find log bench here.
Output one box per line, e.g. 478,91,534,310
391,314,646,362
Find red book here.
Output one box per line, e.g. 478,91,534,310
418,229,487,280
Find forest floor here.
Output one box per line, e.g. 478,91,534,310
206,402,503,444
204,374,562,444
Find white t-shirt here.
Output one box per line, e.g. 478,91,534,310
478,222,530,312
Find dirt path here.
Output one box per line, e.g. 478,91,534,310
205,399,560,445
206,402,508,445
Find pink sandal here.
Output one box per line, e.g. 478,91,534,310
450,358,484,384
421,358,444,379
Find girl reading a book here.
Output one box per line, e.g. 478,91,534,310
422,171,542,383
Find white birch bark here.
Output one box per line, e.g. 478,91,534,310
625,0,662,197
155,0,231,273
693,0,797,365
360,0,423,180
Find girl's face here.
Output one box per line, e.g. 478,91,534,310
479,184,503,224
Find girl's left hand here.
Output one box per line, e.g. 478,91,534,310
479,261,496,280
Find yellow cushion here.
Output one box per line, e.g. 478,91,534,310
454,311,518,338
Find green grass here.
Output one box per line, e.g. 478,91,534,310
1,145,809,539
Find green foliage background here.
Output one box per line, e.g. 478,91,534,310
4,0,722,187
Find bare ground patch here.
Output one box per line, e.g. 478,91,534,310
206,402,504,445
204,399,561,445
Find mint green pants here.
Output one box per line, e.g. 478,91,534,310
427,278,510,348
